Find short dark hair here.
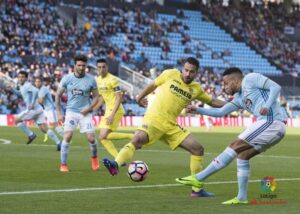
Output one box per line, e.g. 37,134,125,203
74,55,88,63
96,58,107,64
223,67,243,77
18,71,28,78
184,57,199,70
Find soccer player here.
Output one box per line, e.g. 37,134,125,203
95,58,133,159
13,71,61,149
102,57,225,197
176,67,287,204
35,77,64,147
55,55,100,172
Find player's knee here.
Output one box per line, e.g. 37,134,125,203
131,138,144,150
87,136,95,143
99,133,108,140
193,144,204,156
14,116,21,124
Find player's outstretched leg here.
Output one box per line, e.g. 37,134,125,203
102,157,119,176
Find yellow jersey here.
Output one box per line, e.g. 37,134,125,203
146,69,212,122
96,73,124,114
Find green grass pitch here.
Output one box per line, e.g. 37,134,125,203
0,126,299,213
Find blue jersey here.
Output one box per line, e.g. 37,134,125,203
59,73,97,113
231,73,287,122
38,86,55,111
20,82,42,111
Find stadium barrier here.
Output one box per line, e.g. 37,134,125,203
0,114,298,127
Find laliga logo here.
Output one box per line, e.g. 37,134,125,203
261,176,277,192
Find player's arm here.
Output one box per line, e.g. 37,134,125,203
260,79,281,115
136,82,157,107
29,86,39,110
80,89,100,116
195,102,239,117
107,90,123,124
92,95,104,112
55,87,65,122
207,97,226,107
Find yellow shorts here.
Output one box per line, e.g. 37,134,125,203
100,110,124,131
137,115,190,150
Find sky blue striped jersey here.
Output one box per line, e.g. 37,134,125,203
38,86,55,111
19,82,42,111
231,73,287,122
59,73,97,113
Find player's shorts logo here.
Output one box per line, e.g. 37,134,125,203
260,176,277,192
69,120,75,125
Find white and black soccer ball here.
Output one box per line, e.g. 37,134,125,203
127,160,149,182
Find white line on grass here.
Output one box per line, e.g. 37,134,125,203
1,178,300,196
2,143,300,160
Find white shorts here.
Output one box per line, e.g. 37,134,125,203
64,111,95,133
239,120,286,152
18,108,46,125
44,109,58,123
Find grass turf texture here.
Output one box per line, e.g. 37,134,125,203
0,126,299,213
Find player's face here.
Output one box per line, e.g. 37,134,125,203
17,74,27,85
34,79,42,88
181,62,198,84
223,75,238,95
74,60,86,77
97,62,108,77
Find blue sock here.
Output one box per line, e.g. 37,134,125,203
196,147,237,181
237,159,250,201
47,129,61,145
90,140,98,158
17,122,33,136
61,141,70,164
55,126,64,138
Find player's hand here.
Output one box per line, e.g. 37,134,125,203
185,105,197,114
137,97,148,108
29,104,34,110
80,108,90,116
57,112,65,123
106,115,114,125
259,107,269,115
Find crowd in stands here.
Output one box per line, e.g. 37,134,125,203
0,0,299,118
199,0,300,75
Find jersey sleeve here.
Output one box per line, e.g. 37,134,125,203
91,77,98,91
38,87,47,98
111,77,121,92
59,76,67,90
195,86,212,104
154,69,174,86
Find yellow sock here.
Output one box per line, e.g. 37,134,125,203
115,143,136,166
190,155,204,192
101,139,118,158
107,132,134,140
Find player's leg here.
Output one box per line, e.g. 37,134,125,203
14,112,36,144
99,112,133,158
38,123,61,150
102,130,149,176
59,112,78,172
80,113,99,171
36,112,61,150
176,130,214,197
60,130,73,172
223,120,286,204
100,128,118,158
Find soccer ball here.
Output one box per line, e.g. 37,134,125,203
127,160,149,182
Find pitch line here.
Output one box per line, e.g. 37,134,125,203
2,143,300,160
1,177,300,196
